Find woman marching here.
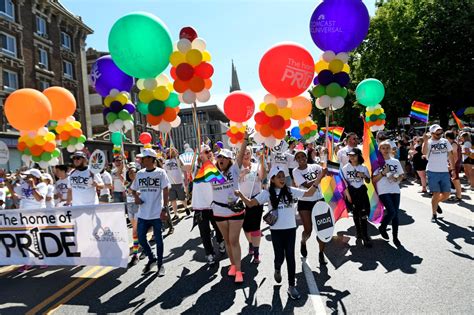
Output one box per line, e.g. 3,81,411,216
201,135,248,283
372,141,405,247
239,147,266,264
292,150,328,264
235,165,324,300
341,148,372,248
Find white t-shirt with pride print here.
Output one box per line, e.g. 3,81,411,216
426,138,452,172
292,164,323,201
373,158,404,195
341,164,370,189
131,167,170,220
67,168,103,206
16,182,48,209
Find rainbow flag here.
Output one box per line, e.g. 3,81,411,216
452,111,465,129
362,121,385,224
193,160,226,184
410,101,430,123
320,174,348,222
319,127,344,142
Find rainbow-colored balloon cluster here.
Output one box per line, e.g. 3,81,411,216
54,116,86,153
365,105,386,131
17,127,60,168
103,90,135,132
298,117,318,142
226,122,247,147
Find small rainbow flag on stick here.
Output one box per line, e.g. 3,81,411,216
193,160,226,184
320,174,348,222
319,127,345,142
452,111,465,129
410,101,430,123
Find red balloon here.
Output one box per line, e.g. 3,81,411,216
283,119,291,129
180,27,198,42
170,67,177,80
194,62,214,79
254,112,270,125
173,80,188,93
270,116,285,129
234,132,244,141
139,132,152,144
223,91,255,123
176,63,194,81
259,43,315,98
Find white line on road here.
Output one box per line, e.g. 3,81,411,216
302,257,327,315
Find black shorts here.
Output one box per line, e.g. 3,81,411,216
297,199,323,212
464,157,474,165
213,212,245,222
243,204,264,232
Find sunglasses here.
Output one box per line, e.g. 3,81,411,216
115,160,123,163
204,150,211,154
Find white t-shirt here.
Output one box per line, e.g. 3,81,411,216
0,186,7,209
255,187,305,230
100,171,112,196
211,164,241,217
67,168,103,206
426,138,453,172
191,182,213,210
462,141,472,161
292,164,324,201
54,178,69,204
131,167,170,220
164,158,184,185
286,149,298,169
111,168,126,192
270,152,292,177
17,182,47,209
341,163,370,189
46,184,55,208
238,163,262,199
373,158,404,195
337,146,354,167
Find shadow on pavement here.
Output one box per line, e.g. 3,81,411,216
313,264,351,315
436,218,474,260
162,236,202,264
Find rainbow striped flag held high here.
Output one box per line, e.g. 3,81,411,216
320,173,348,222
319,127,344,142
193,160,226,184
410,101,430,123
452,111,465,129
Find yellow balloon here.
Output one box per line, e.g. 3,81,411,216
202,51,211,62
279,108,292,120
374,109,381,115
45,132,55,142
239,126,246,133
104,96,114,107
71,121,81,129
230,126,239,133
342,63,350,73
25,138,35,147
56,125,64,134
63,123,73,132
328,59,344,73
167,83,174,92
169,51,186,67
116,93,129,105
264,103,278,117
186,49,203,66
34,136,46,146
153,86,170,101
314,60,329,73
138,89,154,104
259,103,266,111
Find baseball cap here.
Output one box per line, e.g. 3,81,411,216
429,124,443,133
22,168,42,179
268,166,285,180
293,150,307,160
72,151,87,159
42,173,53,181
141,148,157,158
200,144,211,153
347,148,362,156
136,153,143,158
217,149,234,159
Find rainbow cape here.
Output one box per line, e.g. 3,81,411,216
319,127,344,142
362,121,385,224
452,111,465,129
410,101,430,123
193,160,226,184
320,169,348,222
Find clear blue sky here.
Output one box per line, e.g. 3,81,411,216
62,0,376,106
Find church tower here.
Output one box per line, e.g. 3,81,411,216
229,60,241,92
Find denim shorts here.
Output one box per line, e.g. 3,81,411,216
427,171,451,193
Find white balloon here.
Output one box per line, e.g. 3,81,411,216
123,120,134,131
177,38,192,53
39,161,49,169
196,89,211,102
66,116,75,123
335,52,349,64
178,93,184,103
67,144,75,152
136,79,145,90
298,117,310,124
331,96,345,110
170,116,181,128
108,124,118,132
159,122,172,133
373,104,382,109
252,132,264,144
264,94,276,105
275,98,288,108
49,157,59,166
75,143,85,150
144,78,157,90
150,124,160,131
21,154,31,163
264,136,277,148
192,38,207,51
156,74,170,86
322,50,336,62
317,95,331,109
182,90,197,104
37,127,48,136
109,89,120,97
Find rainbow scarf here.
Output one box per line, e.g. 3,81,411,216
193,160,226,184
320,173,348,222
452,111,465,129
410,101,430,123
319,127,344,142
362,121,385,223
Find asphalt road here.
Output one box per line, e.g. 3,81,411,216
0,179,472,314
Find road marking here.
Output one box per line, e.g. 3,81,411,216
0,265,19,276
45,266,113,314
302,258,327,315
25,266,102,315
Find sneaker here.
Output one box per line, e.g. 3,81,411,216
128,255,139,267
228,265,236,277
18,265,31,273
378,225,389,240
319,252,327,265
300,242,307,258
274,269,282,283
218,241,226,254
393,238,402,248
436,205,443,214
185,208,191,216
287,286,301,300
157,265,166,277
235,271,244,283
252,256,261,264
431,214,437,223
142,258,157,274
206,254,216,265
139,251,147,260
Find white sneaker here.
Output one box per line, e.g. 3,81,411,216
206,254,216,265
157,265,165,277
218,242,226,254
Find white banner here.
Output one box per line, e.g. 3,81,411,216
0,204,129,268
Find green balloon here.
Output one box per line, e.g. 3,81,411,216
326,83,341,97
106,112,118,124
355,78,385,107
108,12,173,79
370,114,378,122
23,148,31,156
52,148,61,158
62,139,69,146
111,131,123,146
380,113,386,120
118,109,130,121
149,99,166,116
311,85,326,98
69,137,78,145
32,156,41,163
78,135,86,143
137,102,149,115
339,87,348,98
41,152,52,162
164,93,180,108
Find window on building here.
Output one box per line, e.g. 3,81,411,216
60,31,72,51
63,60,74,79
0,0,14,21
39,80,50,91
3,69,19,91
38,48,48,69
0,33,16,57
36,16,47,36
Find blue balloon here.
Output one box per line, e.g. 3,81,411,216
90,55,134,97
291,127,301,139
309,0,370,53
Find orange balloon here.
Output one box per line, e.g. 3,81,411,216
273,128,286,139
162,107,177,122
189,76,205,93
204,79,213,89
175,107,180,114
30,145,43,156
230,137,238,144
59,131,70,141
173,80,188,93
43,87,76,120
260,124,273,137
290,96,312,120
310,124,318,130
147,114,162,126
43,141,56,152
255,124,261,132
5,88,52,131
17,142,27,151
70,128,82,138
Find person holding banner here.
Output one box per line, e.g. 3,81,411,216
292,150,328,264
131,148,170,275
65,151,104,206
235,165,321,300
42,173,55,208
54,165,69,207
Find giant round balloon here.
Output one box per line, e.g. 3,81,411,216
355,78,385,107
43,87,76,121
108,12,173,79
259,43,315,98
90,55,134,96
223,91,255,123
309,0,370,53
5,88,52,131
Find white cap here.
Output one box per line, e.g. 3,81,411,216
217,149,234,159
22,169,42,179
141,148,157,158
200,144,211,153
429,124,443,133
42,173,53,181
268,166,285,180
293,150,307,160
136,153,143,158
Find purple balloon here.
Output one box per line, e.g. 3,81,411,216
123,103,136,114
110,101,123,113
334,72,350,87
90,55,134,97
313,76,319,85
309,0,370,53
318,70,334,86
